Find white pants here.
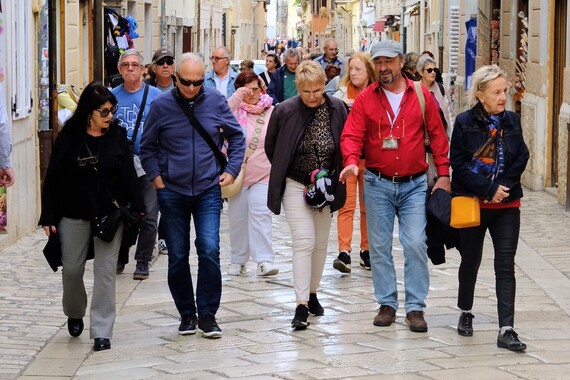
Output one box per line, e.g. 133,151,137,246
282,179,332,303
228,182,274,264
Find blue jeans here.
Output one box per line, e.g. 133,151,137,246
363,170,429,313
156,186,223,318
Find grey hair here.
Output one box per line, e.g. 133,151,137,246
416,55,436,73
178,52,206,72
118,49,144,66
214,46,232,60
467,65,508,106
283,48,301,61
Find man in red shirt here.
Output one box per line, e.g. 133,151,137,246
340,39,450,332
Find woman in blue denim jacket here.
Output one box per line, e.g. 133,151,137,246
450,65,529,351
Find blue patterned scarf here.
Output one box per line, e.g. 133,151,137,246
468,112,505,181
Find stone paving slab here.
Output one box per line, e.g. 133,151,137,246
0,189,569,379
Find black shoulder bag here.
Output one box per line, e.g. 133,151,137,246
170,88,227,174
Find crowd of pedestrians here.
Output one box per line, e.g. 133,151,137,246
36,37,530,355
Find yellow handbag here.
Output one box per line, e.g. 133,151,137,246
450,196,481,228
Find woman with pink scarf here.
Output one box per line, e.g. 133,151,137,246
226,71,278,277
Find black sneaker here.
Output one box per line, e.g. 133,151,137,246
197,315,222,339
116,262,125,275
497,328,527,351
291,304,310,330
359,250,371,270
457,312,474,336
178,315,197,335
133,261,149,280
308,293,324,316
333,251,351,273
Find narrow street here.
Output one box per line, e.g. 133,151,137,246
1,188,569,379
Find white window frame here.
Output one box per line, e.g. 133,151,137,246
10,0,32,120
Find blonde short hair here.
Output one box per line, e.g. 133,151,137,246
295,60,326,90
468,65,508,107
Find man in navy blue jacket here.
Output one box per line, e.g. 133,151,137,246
267,48,300,105
140,53,245,339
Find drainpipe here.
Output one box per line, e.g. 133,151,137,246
419,0,425,52
38,0,58,186
438,0,444,72
93,0,103,82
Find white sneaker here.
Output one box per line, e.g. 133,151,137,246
158,239,168,255
257,262,279,276
227,264,246,276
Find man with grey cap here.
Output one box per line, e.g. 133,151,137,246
145,47,176,92
340,39,451,332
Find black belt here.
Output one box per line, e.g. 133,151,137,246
366,168,424,183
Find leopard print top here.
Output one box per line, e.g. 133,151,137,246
287,103,335,185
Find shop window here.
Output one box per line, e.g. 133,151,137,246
10,0,32,119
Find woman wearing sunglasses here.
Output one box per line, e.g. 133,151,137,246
417,55,452,137
225,70,278,278
39,81,145,352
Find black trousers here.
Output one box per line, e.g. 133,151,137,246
457,207,520,327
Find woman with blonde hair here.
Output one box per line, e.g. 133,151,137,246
266,60,348,329
331,52,377,273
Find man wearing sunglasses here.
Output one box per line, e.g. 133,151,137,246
145,47,176,92
112,49,163,280
140,53,245,339
204,46,237,98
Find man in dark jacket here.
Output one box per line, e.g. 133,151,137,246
144,47,176,92
267,48,300,105
140,53,245,339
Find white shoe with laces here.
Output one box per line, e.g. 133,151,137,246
227,263,246,276
158,239,168,255
257,262,279,276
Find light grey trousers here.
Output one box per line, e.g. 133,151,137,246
59,217,123,339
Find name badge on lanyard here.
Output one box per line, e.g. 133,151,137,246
380,108,404,150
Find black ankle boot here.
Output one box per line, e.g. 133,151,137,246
457,312,474,336
308,293,324,316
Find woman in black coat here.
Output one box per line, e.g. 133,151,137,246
450,65,529,351
39,82,144,351
265,61,348,330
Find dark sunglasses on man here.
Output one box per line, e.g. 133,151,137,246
156,57,174,66
177,74,205,87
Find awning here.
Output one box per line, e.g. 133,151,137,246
372,20,385,32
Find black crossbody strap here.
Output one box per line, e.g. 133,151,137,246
170,88,227,174
131,84,150,144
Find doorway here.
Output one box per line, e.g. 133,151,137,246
551,1,567,188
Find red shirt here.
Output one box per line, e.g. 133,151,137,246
341,77,450,177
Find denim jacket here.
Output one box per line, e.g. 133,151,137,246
450,104,529,202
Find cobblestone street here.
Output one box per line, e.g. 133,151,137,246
1,189,569,379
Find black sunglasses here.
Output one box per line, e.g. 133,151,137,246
156,57,174,66
425,68,439,74
94,104,118,117
177,75,205,87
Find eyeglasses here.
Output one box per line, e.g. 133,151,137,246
247,87,261,93
77,155,99,167
156,57,174,66
94,104,118,117
210,56,228,62
425,68,439,74
120,62,142,69
177,75,205,87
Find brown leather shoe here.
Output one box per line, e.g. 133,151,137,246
373,305,397,326
405,310,428,332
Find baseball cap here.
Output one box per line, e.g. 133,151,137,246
152,47,174,62
370,39,403,59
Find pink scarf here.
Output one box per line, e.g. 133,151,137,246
236,94,273,127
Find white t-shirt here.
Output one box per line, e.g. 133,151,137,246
383,88,405,118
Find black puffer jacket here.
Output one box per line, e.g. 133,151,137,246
265,95,348,215
450,104,529,202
